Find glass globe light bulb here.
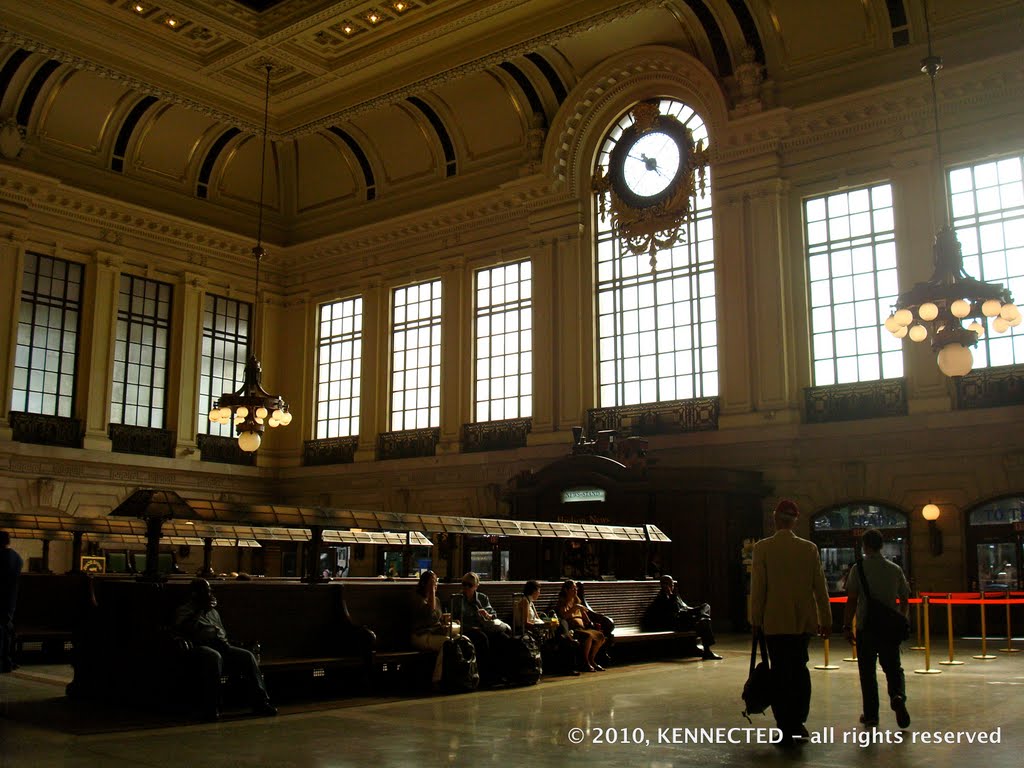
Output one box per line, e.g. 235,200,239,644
884,315,901,334
967,321,985,338
982,299,1002,317
281,411,293,426
236,406,249,418
922,503,940,521
994,317,1010,333
936,343,973,377
1000,303,1020,321
893,308,913,326
950,299,971,318
918,302,938,321
237,430,262,453
208,409,220,422
219,407,232,419
893,325,908,339
908,324,928,342
268,418,280,428
256,406,269,419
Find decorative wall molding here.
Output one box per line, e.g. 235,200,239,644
9,412,83,449
804,379,908,424
461,418,532,453
587,398,720,437
108,424,175,459
377,428,440,461
303,436,358,467
954,365,1024,411
197,434,256,466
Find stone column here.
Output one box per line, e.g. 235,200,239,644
80,252,121,451
356,278,382,462
171,272,206,460
438,260,466,454
0,230,26,439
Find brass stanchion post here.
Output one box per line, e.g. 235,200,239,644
1000,597,1020,653
910,591,925,650
939,593,963,666
843,615,858,662
914,595,941,675
974,592,996,660
814,637,839,670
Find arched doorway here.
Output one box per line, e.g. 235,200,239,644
811,503,910,593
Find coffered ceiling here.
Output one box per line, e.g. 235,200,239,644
0,0,1020,254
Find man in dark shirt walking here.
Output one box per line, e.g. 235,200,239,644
843,528,911,730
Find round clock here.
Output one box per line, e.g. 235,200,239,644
607,114,692,209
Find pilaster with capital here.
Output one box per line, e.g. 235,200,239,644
80,251,121,451
438,261,466,455
258,288,307,467
356,279,383,462
0,232,26,437
745,179,798,415
890,148,949,409
171,272,206,460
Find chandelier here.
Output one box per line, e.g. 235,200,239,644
207,63,291,452
882,3,1018,377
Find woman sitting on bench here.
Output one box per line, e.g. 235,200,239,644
556,580,605,672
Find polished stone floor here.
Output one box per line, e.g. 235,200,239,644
1,634,1021,767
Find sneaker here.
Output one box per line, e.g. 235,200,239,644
253,701,278,717
859,715,879,727
892,697,911,729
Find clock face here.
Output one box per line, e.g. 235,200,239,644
621,131,681,198
606,113,692,209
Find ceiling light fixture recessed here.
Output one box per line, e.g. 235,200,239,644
367,12,381,24
342,24,354,35
133,3,145,13
166,17,178,28
394,1,407,11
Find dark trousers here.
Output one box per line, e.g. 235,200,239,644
856,631,906,720
765,634,812,733
194,644,269,712
465,628,513,683
0,617,13,672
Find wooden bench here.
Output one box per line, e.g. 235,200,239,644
69,577,374,710
12,573,92,662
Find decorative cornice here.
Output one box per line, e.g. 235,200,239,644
0,29,264,135
282,0,665,135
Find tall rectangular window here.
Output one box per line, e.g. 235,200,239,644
316,296,363,439
12,253,83,417
594,100,717,407
805,184,903,385
474,261,532,421
111,274,172,428
198,294,250,438
949,154,1024,367
391,279,441,431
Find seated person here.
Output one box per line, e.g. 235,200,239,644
410,570,451,686
517,580,549,631
644,575,722,660
520,580,580,677
451,572,511,683
556,580,605,672
175,578,277,721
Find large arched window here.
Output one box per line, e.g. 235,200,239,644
594,98,715,407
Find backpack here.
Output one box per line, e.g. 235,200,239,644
741,632,773,722
441,635,480,693
504,632,543,685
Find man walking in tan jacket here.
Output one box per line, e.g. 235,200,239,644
750,499,832,745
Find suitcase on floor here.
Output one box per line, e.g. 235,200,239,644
505,632,543,685
442,635,480,693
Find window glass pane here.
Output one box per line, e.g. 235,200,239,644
949,154,1024,369
390,280,442,430
312,296,363,439
199,295,252,438
803,183,901,385
594,99,717,406
13,254,83,416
